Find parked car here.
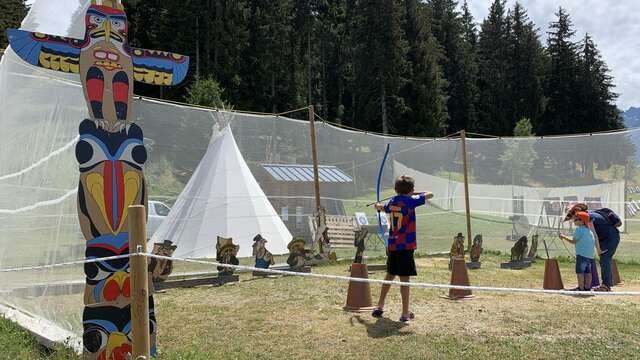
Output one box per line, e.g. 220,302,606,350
147,200,171,239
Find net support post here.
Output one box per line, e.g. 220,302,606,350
460,130,472,251
309,105,321,211
129,205,150,359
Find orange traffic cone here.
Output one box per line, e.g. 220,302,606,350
344,263,374,312
612,259,622,286
444,258,474,299
543,259,564,290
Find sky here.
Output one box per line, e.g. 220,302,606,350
22,0,640,110
467,0,640,111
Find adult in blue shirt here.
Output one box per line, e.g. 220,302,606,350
588,210,620,291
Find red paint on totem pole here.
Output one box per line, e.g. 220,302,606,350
111,343,132,360
103,161,113,230
103,279,121,301
114,161,124,230
86,77,104,103
122,277,130,298
103,161,125,232
112,80,129,105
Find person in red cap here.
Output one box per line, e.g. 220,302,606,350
559,211,596,291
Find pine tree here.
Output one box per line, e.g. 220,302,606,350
352,0,409,134
578,34,623,132
309,1,350,122
401,0,448,136
206,1,250,106
240,0,302,113
476,0,511,135
498,118,537,185
0,0,29,49
430,0,479,134
540,7,581,135
506,2,546,130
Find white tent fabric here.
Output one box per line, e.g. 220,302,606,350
149,125,292,258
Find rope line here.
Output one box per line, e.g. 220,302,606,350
145,254,640,297
2,252,638,296
0,254,133,273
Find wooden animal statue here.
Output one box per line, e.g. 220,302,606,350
511,236,528,262
252,234,275,269
149,240,177,282
449,232,465,270
216,236,240,275
527,234,538,260
8,1,189,358
470,234,483,263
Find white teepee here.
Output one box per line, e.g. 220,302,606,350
149,125,292,258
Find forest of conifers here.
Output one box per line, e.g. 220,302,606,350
1,0,623,137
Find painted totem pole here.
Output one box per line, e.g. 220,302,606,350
7,1,189,358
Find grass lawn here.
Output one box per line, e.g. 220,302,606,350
3,253,640,359
342,189,640,263
0,315,76,360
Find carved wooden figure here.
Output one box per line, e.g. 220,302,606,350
449,232,465,271
149,240,177,282
216,236,240,276
470,234,483,263
7,1,189,357
252,234,275,269
353,228,368,264
286,238,309,269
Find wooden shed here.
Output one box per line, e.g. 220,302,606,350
254,164,354,239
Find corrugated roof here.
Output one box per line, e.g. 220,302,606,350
262,164,353,183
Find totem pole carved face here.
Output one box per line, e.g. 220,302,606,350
83,302,157,360
76,119,147,239
79,1,133,127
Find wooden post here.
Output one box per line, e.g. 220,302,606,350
309,105,321,211
460,130,472,251
129,205,150,359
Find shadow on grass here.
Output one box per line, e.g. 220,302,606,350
350,315,412,339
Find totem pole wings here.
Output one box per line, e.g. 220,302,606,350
7,1,189,359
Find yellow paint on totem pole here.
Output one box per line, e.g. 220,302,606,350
86,173,110,233
115,171,140,233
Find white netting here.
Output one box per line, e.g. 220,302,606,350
1,0,639,341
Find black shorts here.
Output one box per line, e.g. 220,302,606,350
386,250,417,276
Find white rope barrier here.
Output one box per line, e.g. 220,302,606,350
2,252,639,297
146,253,640,297
0,254,132,273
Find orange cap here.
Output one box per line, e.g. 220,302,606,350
575,211,590,225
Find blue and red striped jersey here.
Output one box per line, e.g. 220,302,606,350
383,193,426,251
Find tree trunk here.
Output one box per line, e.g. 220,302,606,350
195,16,200,77
381,74,388,134
271,72,276,113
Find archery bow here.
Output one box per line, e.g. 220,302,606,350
376,144,391,247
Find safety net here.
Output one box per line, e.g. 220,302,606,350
1,0,640,341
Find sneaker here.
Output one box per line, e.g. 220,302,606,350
371,307,384,318
399,312,415,322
